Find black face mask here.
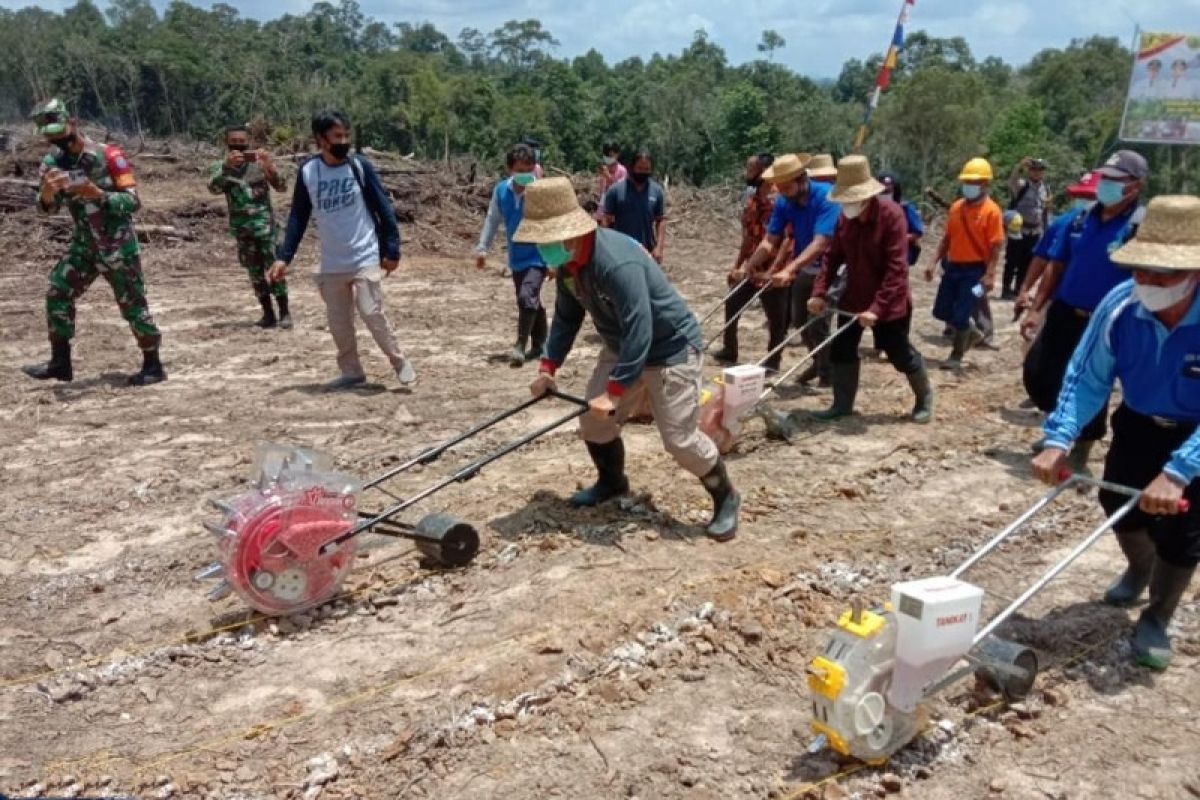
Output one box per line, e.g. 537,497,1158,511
329,142,352,160
228,143,248,152
631,171,651,184
49,133,76,150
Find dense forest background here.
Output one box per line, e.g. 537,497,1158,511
1,0,1196,199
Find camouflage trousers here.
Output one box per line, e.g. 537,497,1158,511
46,237,161,351
236,229,288,299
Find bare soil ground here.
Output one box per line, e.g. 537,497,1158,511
1,146,1199,800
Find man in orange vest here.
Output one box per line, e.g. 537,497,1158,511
925,157,1005,370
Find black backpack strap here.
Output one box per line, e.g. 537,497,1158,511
1008,180,1030,211
346,155,382,227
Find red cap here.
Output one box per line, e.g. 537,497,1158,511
1066,170,1100,199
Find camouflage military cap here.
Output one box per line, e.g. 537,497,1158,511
31,98,71,136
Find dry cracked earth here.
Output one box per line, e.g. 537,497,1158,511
1,164,1199,800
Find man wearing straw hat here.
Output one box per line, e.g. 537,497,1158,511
518,177,741,541
806,155,934,424
711,152,790,372
740,153,840,374
788,153,838,386
1032,195,1200,671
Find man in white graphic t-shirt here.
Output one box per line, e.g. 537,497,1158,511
270,109,416,390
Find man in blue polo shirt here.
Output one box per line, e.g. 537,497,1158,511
1022,150,1148,470
738,152,839,375
1032,195,1200,671
477,143,548,367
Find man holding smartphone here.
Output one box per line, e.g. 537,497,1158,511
209,124,291,328
22,98,165,386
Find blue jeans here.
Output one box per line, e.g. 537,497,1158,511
933,263,985,332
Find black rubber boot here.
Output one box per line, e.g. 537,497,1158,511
570,439,630,507
276,295,293,330
811,361,860,421
1067,439,1095,477
794,362,819,385
255,292,278,328
701,459,741,542
906,365,934,424
1103,529,1156,607
128,349,167,386
23,339,73,382
527,307,548,361
1133,558,1196,671
512,308,536,367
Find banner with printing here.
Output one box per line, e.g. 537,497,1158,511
1120,32,1200,145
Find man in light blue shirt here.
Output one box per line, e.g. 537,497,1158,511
1032,196,1200,671
476,143,548,367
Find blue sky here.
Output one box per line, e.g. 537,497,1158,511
5,0,1199,78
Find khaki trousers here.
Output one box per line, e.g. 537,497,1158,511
314,267,405,379
580,348,718,478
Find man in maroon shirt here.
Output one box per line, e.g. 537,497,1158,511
807,155,934,423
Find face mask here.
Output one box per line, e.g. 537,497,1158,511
328,142,352,160
631,171,651,184
841,201,866,219
1135,276,1196,312
1072,198,1097,212
961,183,982,201
537,241,573,268
1096,179,1127,208
49,132,76,150
512,172,535,187
603,156,616,166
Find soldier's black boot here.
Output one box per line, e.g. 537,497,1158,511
23,339,73,382
701,458,740,542
256,292,278,329
570,439,630,507
128,349,167,386
276,295,293,330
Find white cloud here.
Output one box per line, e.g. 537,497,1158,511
5,0,1200,77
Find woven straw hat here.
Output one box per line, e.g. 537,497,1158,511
1110,195,1200,272
512,177,598,244
763,153,812,184
807,153,838,179
828,155,887,204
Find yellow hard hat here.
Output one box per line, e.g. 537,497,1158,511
958,157,993,182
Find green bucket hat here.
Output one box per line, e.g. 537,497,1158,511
31,98,70,136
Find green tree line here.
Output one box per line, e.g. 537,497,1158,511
1,0,1195,198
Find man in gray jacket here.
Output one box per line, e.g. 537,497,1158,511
517,178,740,541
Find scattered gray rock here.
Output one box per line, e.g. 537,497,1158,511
304,752,340,788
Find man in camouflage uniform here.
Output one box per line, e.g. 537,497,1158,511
208,124,291,328
22,98,166,385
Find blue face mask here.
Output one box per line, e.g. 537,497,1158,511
1096,179,1127,208
1072,198,1097,212
537,241,572,268
961,183,982,201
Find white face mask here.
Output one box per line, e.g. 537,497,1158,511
841,201,865,219
603,156,616,166
1135,275,1197,312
